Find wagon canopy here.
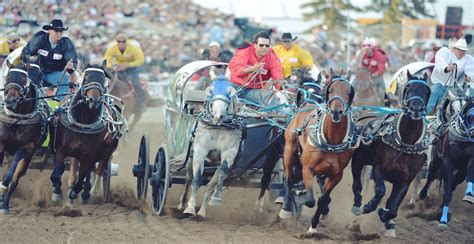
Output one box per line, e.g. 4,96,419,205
167,60,228,110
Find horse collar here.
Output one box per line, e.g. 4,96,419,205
307,110,358,153
381,113,429,154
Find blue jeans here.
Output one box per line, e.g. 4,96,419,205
426,83,447,115
43,71,71,101
119,67,146,110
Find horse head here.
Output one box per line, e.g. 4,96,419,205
205,75,238,125
402,71,431,120
26,59,43,87
354,68,373,94
80,63,110,110
4,62,31,111
461,97,474,133
323,69,354,123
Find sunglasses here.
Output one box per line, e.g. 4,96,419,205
117,40,126,43
282,40,292,43
362,44,372,48
8,39,19,44
257,43,270,48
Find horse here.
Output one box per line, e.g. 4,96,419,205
107,68,144,133
280,70,357,233
49,63,124,205
288,67,324,107
419,96,474,226
350,71,431,238
180,76,242,217
352,68,384,108
0,63,49,213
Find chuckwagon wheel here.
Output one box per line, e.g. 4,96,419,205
102,157,112,203
133,134,150,200
150,144,170,215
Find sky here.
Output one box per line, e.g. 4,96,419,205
193,0,474,33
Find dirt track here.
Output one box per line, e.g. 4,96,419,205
0,107,472,243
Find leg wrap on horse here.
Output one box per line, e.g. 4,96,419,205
212,160,228,202
378,207,397,223
3,148,27,186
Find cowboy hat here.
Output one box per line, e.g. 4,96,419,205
42,19,69,31
451,38,470,51
281,33,297,42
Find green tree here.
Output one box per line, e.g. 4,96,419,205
369,0,435,24
301,0,362,32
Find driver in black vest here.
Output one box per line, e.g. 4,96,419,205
21,19,78,100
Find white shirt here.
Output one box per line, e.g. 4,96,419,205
431,47,474,85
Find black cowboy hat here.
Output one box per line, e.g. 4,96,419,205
42,19,69,31
281,33,297,42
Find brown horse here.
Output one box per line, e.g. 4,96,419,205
0,63,48,213
352,68,383,108
108,71,143,132
279,70,356,233
49,64,124,204
351,72,431,238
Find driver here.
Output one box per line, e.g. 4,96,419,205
228,31,285,107
0,32,26,65
21,19,78,100
273,32,314,78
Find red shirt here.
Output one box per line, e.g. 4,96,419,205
229,44,283,89
361,49,386,77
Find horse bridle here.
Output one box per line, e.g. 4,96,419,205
4,68,31,101
402,79,430,115
325,77,354,114
80,68,107,97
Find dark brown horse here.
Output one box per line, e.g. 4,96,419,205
419,96,474,226
0,63,48,213
280,70,356,233
49,64,123,204
107,70,143,132
351,72,431,238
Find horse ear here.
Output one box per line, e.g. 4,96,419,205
102,59,107,68
346,70,352,80
6,59,12,69
329,68,334,76
423,72,428,82
205,86,213,97
227,86,236,97
406,70,413,80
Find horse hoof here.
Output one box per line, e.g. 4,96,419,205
274,196,284,204
321,213,328,220
307,226,317,234
305,200,315,208
80,198,89,205
279,208,292,219
384,229,396,238
438,222,448,228
183,206,196,215
351,206,362,216
209,197,222,207
463,194,474,204
51,193,63,202
197,209,206,218
0,207,9,214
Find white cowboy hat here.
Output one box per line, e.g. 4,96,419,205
451,38,470,51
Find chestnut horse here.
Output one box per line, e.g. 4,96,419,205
50,64,124,204
351,72,431,238
280,70,356,233
0,63,48,212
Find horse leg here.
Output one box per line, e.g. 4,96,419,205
363,165,386,214
80,168,93,204
50,150,66,202
279,135,298,219
439,158,454,226
183,149,206,215
351,149,365,215
420,152,442,200
64,158,78,207
0,144,35,213
69,160,94,202
0,147,27,196
208,159,228,207
197,166,220,218
464,158,474,204
256,148,280,212
378,183,410,238
178,159,193,210
408,170,423,206
307,173,342,234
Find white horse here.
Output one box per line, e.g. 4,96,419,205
180,76,242,217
